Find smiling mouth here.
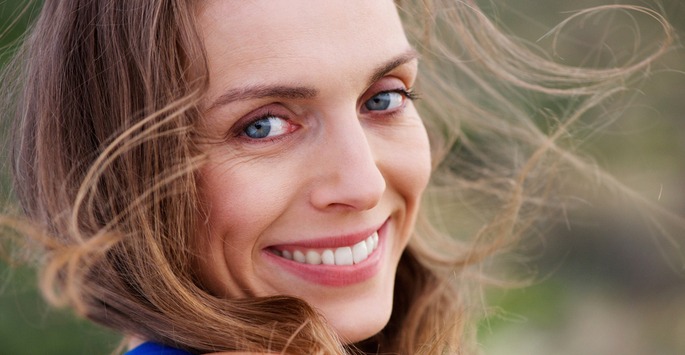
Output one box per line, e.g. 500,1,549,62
269,231,380,266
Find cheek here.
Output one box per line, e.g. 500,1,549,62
193,162,292,294
198,162,287,246
377,122,432,200
407,127,432,193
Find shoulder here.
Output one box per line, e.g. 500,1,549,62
125,342,194,355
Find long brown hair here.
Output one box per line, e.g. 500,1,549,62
1,0,676,354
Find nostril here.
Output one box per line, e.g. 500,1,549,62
310,152,386,210
307,114,386,211
309,161,386,211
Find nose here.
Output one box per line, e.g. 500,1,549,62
309,111,386,211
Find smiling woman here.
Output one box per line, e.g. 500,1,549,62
193,2,430,343
0,0,679,354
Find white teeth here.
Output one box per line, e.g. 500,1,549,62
365,237,374,255
293,250,306,263
278,232,380,266
334,247,353,266
352,240,368,264
321,249,335,265
306,250,322,265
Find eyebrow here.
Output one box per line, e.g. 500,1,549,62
366,48,419,88
205,47,419,111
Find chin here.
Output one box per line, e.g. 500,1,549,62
315,265,398,344
332,302,393,344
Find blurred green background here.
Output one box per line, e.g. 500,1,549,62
475,1,685,355
1,1,684,354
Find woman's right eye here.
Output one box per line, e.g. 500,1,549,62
242,115,294,139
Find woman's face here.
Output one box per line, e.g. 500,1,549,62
195,0,431,343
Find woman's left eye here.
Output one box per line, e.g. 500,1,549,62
242,115,292,139
364,91,405,112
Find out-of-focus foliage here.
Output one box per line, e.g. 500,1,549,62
0,263,120,354
476,1,685,354
0,1,120,354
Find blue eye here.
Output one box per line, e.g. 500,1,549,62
243,116,290,139
364,91,404,111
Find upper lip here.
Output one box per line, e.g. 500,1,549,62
265,219,387,250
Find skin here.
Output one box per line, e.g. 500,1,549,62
194,0,431,345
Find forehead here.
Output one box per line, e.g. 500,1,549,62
197,0,411,92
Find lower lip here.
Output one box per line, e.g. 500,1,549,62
263,222,388,287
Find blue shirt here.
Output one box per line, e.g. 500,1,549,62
125,342,193,355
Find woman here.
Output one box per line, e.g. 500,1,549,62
1,0,677,354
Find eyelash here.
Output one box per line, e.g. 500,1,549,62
363,87,419,115
228,110,291,141
227,86,419,143
398,87,419,101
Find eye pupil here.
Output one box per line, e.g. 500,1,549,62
365,92,391,111
245,118,272,138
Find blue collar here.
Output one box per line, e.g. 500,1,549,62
125,342,193,355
